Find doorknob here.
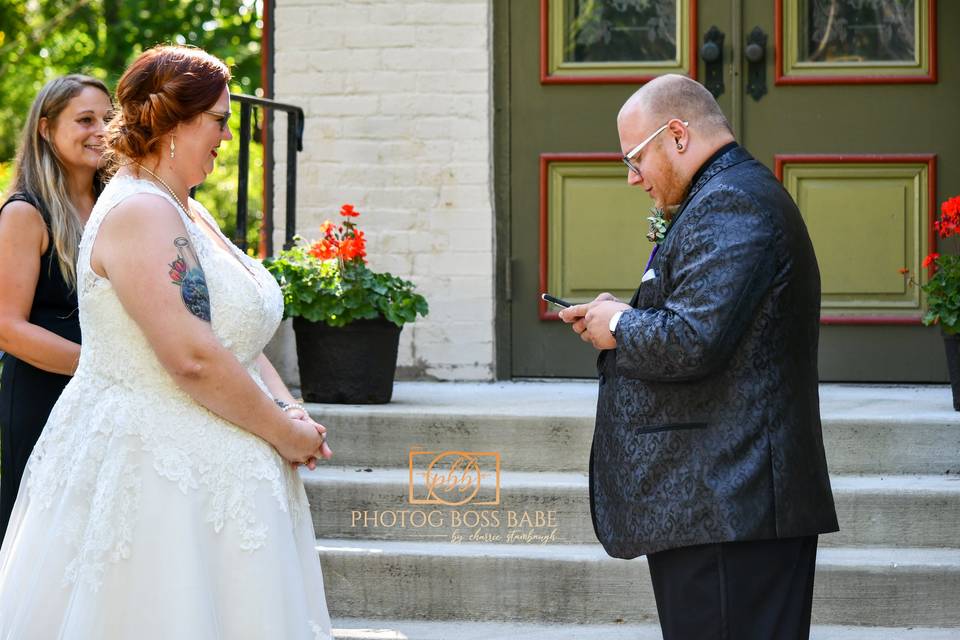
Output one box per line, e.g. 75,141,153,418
700,26,725,98
701,41,720,62
745,26,768,101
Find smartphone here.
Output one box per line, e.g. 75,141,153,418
541,293,572,308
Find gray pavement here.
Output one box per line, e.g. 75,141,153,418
310,381,958,422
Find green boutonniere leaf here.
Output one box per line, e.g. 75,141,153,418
646,205,679,244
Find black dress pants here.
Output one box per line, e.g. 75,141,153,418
646,535,819,640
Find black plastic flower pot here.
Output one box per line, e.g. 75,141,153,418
942,332,960,412
293,316,402,404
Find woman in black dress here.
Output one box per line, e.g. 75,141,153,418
0,75,112,541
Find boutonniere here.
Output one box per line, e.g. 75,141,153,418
646,205,680,244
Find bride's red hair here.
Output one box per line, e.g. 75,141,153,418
106,45,231,165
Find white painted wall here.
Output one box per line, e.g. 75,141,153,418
270,0,495,383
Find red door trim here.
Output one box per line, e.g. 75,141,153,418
775,0,938,86
774,153,937,325
539,153,624,320
540,0,699,85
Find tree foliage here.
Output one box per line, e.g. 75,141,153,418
0,0,265,250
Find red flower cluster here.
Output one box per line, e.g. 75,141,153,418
307,204,367,264
308,238,337,261
922,253,940,270
936,195,960,239
339,230,366,261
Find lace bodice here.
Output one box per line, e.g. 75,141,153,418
75,174,284,389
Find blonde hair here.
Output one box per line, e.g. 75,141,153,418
8,74,111,291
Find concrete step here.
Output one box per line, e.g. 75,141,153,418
303,467,960,548
331,619,960,640
307,383,959,475
316,539,960,628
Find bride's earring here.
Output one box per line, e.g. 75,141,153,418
170,136,176,159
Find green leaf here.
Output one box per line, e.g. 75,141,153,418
263,246,429,327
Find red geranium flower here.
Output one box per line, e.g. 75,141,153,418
942,196,960,218
303,206,368,264
309,238,338,261
898,267,909,275
922,253,940,270
340,231,367,262
935,219,958,239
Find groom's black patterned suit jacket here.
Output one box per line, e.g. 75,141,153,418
591,144,839,559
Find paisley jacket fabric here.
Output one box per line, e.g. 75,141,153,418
591,144,839,559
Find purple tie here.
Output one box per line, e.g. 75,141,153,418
644,244,659,272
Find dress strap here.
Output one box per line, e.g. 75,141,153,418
77,175,204,294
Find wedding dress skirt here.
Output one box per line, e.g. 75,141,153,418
0,176,331,639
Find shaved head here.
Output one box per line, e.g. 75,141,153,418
616,75,736,208
618,74,732,140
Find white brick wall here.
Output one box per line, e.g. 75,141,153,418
271,0,495,382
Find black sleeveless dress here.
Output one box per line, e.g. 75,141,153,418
0,192,81,541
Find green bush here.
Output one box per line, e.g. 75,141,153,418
0,162,11,195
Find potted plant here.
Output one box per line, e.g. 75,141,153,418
905,194,960,410
264,204,428,403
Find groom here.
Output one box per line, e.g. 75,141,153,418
560,75,839,639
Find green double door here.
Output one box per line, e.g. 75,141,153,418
498,0,956,381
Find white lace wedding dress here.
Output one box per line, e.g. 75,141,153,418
0,175,332,639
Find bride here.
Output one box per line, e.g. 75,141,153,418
0,45,332,639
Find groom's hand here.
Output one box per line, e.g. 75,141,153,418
559,294,627,350
559,292,617,324
575,300,631,351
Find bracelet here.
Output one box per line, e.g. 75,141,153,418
275,398,307,414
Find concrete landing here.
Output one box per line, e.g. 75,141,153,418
310,381,957,422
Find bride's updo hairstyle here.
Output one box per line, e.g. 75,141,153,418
105,45,230,169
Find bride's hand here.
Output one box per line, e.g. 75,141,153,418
283,410,332,469
276,416,325,467
291,412,333,462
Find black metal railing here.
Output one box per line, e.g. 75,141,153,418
228,93,305,254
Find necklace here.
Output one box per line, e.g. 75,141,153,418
136,163,194,221
135,163,263,289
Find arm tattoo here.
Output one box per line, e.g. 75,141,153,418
168,237,211,322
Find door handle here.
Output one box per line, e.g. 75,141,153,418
700,26,725,98
745,26,768,100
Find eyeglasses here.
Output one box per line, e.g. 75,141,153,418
622,119,689,177
204,109,232,132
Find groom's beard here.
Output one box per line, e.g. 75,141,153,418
653,149,689,209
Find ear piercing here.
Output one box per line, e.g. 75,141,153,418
676,142,684,150
170,136,176,159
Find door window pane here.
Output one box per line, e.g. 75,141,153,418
799,0,915,63
564,0,677,63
